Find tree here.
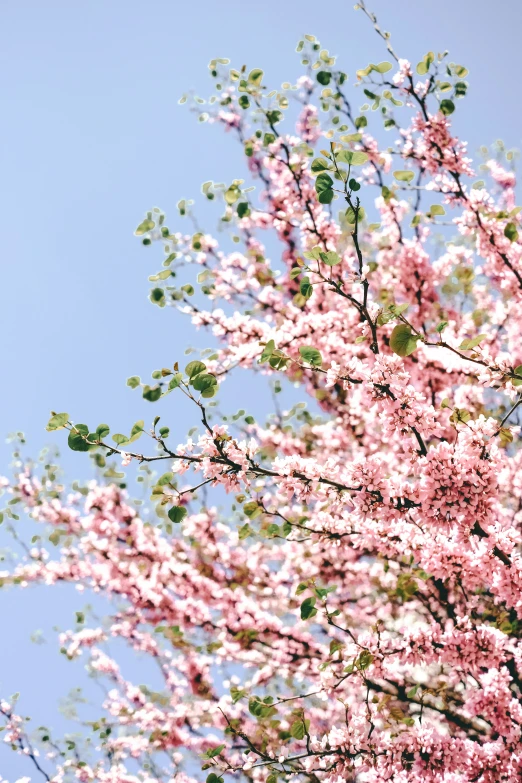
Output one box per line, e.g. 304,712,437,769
2,2,522,781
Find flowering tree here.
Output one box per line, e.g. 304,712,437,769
3,3,522,781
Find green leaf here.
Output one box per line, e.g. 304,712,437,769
340,132,362,143
429,204,446,216
512,365,522,387
157,472,173,486
267,351,287,370
142,385,162,402
315,585,336,599
354,115,367,129
319,251,341,266
459,334,487,351
499,427,513,447
300,596,317,620
454,64,469,77
357,650,374,670
168,506,187,524
192,373,218,393
439,99,455,116
390,324,419,357
455,80,467,97
149,287,165,305
336,150,368,166
238,523,253,539
504,222,519,242
300,276,313,298
416,51,434,75
168,373,183,390
316,71,331,85
130,420,145,440
248,697,276,719
290,718,309,740
266,110,282,125
68,424,93,452
296,582,309,595
181,284,194,296
127,376,140,389
225,185,240,205
290,267,301,279
388,303,409,317
393,170,414,183
299,346,323,367
374,61,392,73
185,360,206,379
248,68,264,86
205,744,225,759
315,172,334,204
303,246,322,261
243,501,262,519
230,686,245,703
330,639,344,655
134,219,155,236
259,339,275,364
317,189,334,205
237,202,250,218
311,157,332,173
450,407,471,424
46,412,69,432
345,206,366,224
112,434,129,446
96,423,110,439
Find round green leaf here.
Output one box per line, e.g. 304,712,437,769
248,68,264,86
300,596,317,620
299,346,322,367
68,424,93,452
389,324,419,357
192,373,218,393
185,360,206,379
315,172,334,204
96,424,110,439
311,157,332,173
112,433,129,446
439,99,455,116
393,170,415,183
504,222,519,242
168,506,187,524
142,385,162,402
317,71,331,85
46,412,69,432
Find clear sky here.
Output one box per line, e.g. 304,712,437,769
0,0,521,778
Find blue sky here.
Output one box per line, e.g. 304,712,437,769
0,0,521,777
